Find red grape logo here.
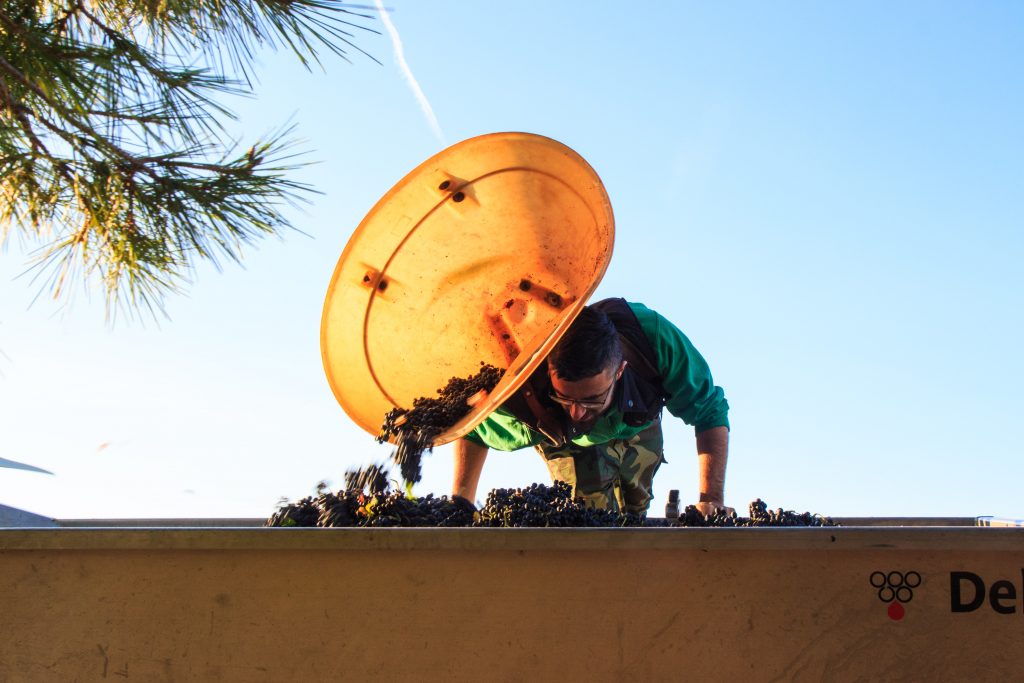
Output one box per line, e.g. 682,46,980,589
870,570,921,621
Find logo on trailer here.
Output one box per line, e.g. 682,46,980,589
870,570,921,621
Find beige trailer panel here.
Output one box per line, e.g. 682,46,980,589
2,528,1023,681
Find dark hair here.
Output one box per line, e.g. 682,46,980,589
547,306,623,381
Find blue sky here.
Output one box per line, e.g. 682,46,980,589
2,2,1022,519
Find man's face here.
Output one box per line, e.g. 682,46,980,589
548,360,626,424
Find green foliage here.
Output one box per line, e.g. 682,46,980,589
0,0,379,317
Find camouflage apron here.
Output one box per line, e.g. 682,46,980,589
537,417,665,513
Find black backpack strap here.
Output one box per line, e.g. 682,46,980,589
590,298,666,398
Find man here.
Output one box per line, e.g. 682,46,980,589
452,298,730,515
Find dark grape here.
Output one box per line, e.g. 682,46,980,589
378,363,505,489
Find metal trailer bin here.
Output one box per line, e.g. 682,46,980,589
2,520,1023,681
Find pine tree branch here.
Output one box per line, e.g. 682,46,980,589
1,0,381,317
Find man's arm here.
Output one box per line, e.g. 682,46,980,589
695,425,730,514
452,438,489,502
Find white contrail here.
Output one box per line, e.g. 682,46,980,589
374,1,445,144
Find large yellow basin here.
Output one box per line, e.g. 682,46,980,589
320,132,614,444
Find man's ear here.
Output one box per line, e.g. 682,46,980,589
616,360,628,380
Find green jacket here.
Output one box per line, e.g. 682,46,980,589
465,301,729,451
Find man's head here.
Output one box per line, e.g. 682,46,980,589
546,306,625,423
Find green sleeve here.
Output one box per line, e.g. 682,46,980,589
464,408,542,451
630,302,730,433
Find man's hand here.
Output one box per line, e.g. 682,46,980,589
695,501,735,517
450,494,477,513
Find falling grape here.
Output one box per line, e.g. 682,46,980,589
378,363,505,489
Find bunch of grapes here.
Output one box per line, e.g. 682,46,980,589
476,481,647,528
672,499,835,527
266,480,358,528
378,362,505,488
742,498,835,527
265,494,320,528
315,489,360,527
358,490,476,527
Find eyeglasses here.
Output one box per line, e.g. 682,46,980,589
548,380,616,411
